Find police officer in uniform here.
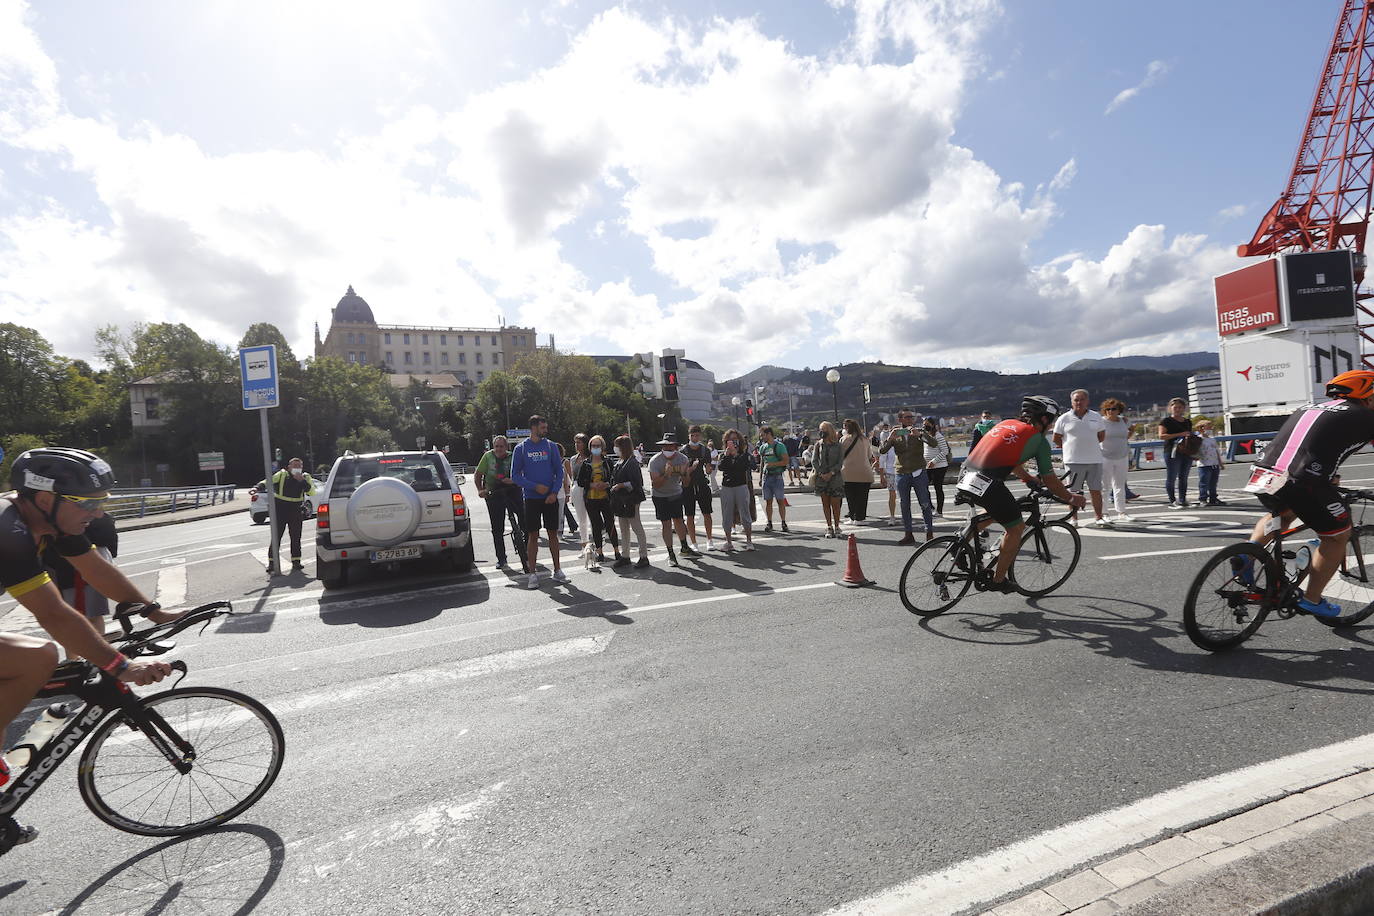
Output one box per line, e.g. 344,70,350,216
258,457,315,571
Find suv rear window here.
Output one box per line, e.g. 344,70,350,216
330,454,452,498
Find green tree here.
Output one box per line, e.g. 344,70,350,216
511,349,598,441
1,434,47,488
336,424,397,454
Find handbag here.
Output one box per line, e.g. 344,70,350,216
1176,434,1202,458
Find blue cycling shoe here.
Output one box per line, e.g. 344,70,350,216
1297,596,1343,619
1230,554,1256,585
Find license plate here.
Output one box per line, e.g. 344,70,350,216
370,546,421,563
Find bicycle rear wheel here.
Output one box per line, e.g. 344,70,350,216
78,687,285,837
899,536,975,617
1312,528,1374,627
1011,520,1081,597
1183,542,1277,651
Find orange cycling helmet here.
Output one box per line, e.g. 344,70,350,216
1325,369,1374,400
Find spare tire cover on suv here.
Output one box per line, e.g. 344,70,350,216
346,477,424,548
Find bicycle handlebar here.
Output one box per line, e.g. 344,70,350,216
111,601,234,657
1337,487,1374,504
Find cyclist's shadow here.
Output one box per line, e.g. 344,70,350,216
54,824,286,915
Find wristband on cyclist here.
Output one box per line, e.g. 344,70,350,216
100,652,130,677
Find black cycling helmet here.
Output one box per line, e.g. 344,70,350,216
1021,395,1061,423
10,447,116,497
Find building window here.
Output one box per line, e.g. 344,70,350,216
404,352,413,365
422,333,429,345
358,334,365,345
423,352,431,365
359,352,367,364
474,336,481,346
491,335,498,346
440,334,446,346
493,352,500,365
458,353,466,364
456,335,464,346
384,332,392,345
145,397,160,420
348,352,357,363
403,333,411,345
457,370,468,380
385,351,393,364
476,352,483,365
344,332,352,345
440,353,449,365
477,371,484,381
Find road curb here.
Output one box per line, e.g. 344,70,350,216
116,503,248,531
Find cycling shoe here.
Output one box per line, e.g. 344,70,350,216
1230,554,1257,585
1297,596,1343,618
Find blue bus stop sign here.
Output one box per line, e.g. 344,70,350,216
240,345,279,410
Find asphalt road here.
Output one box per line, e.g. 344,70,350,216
6,458,1374,915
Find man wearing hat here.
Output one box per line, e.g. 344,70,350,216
647,433,699,567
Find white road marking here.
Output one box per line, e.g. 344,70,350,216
155,562,186,608
826,730,1374,916
1100,546,1225,560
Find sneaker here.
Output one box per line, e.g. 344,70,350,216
552,569,569,584
1071,516,1083,528
897,533,916,546
11,823,37,845
1208,499,1227,507
1179,500,1190,508
613,556,631,568
1126,491,1141,501
291,560,304,571
526,574,539,589
765,523,774,533
681,545,702,558
1167,501,1181,509
1230,554,1256,585
742,542,756,551
887,517,898,527
825,526,835,538
1115,514,1135,524
986,578,1017,594
1298,596,1343,618
1092,517,1111,528
668,551,680,567
595,552,607,562
635,557,650,569
723,542,736,553
706,540,716,552
781,522,789,533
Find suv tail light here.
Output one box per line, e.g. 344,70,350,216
317,503,330,529
452,492,466,518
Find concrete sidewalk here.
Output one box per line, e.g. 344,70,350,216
982,772,1374,915
114,488,251,531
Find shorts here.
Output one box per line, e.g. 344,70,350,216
683,480,713,517
966,478,1023,528
523,498,560,532
789,457,799,470
1258,479,1351,536
883,468,898,491
761,475,785,501
652,494,685,521
1066,463,1104,492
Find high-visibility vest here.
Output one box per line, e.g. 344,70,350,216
269,469,313,502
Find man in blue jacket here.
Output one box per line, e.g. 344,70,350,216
511,415,566,589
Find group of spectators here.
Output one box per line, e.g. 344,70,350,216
472,395,1226,588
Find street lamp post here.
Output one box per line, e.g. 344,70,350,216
826,368,841,423
731,396,741,432
131,409,149,485
657,412,667,438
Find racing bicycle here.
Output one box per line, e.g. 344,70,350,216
1181,488,1374,651
0,601,285,855
898,484,1082,616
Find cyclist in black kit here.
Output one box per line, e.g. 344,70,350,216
1237,370,1374,618
0,448,175,844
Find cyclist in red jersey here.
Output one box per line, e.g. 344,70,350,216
959,396,1086,592
1235,370,1374,618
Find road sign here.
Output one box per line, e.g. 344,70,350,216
239,345,279,410
155,463,170,473
505,428,531,438
416,436,426,449
198,451,225,471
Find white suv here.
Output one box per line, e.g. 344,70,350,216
315,450,474,590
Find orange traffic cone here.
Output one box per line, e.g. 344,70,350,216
837,533,874,588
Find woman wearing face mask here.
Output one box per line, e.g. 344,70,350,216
813,422,846,537
923,417,951,518
568,433,591,546
576,435,623,564
716,429,756,551
610,435,650,568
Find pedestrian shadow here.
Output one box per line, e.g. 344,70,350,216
53,824,285,915
729,544,834,575
918,592,1374,696
542,581,634,625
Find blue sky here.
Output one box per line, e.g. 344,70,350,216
0,0,1342,376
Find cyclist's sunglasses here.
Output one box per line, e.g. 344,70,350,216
57,493,110,513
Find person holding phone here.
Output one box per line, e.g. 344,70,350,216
716,429,756,552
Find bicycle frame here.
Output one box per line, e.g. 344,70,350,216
0,664,191,820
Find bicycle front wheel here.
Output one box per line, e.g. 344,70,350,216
1183,542,1277,651
78,687,285,837
1313,529,1374,627
1011,521,1081,597
899,536,975,617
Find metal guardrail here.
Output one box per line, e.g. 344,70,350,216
945,433,1277,470
105,485,236,520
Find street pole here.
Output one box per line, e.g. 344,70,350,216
830,383,838,422
260,409,279,576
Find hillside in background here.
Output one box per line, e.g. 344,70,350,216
718,361,1196,425
1062,351,1218,372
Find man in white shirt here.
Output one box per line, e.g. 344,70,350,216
1053,388,1109,527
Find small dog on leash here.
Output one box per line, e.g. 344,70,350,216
582,542,600,571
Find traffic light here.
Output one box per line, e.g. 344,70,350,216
633,352,658,398
662,361,680,401
745,398,754,419
862,383,871,405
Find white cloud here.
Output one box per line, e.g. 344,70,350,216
1105,59,1169,115
1217,203,1248,220
0,1,1239,379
